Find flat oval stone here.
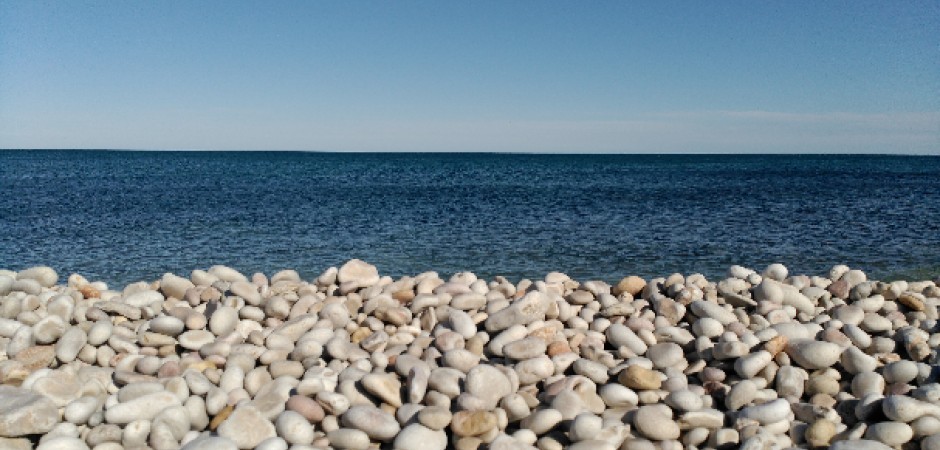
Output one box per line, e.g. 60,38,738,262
341,405,401,442
503,337,547,360
35,437,89,450
149,316,185,336
180,436,239,450
55,327,87,363
327,428,371,450
618,365,661,390
450,410,497,437
0,386,59,436
829,439,894,450
646,342,684,369
865,421,913,446
633,405,680,441
105,391,182,424
275,410,315,445
178,330,216,350
785,340,841,370
17,266,58,287
464,364,512,409
217,405,277,449
417,406,452,431
665,390,703,411
690,301,737,325
393,423,447,450
738,398,791,425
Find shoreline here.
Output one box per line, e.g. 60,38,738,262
1,261,939,449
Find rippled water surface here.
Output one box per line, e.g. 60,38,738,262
2,151,939,286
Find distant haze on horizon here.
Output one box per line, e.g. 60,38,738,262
1,1,938,154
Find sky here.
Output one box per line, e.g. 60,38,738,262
1,1,938,153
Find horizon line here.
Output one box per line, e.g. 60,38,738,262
1,148,938,156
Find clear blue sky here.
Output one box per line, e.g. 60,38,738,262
1,1,938,153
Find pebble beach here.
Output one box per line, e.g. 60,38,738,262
2,260,940,450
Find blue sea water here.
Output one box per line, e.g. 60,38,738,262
1,151,939,287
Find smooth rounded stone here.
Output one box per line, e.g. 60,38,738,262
515,355,554,385
122,419,152,447
763,263,788,281
317,390,351,416
361,373,403,407
841,346,878,374
178,330,216,350
32,315,67,344
149,316,185,336
180,435,240,450
35,437,89,450
447,309,478,339
829,439,894,450
735,350,772,379
393,423,448,450
785,340,841,370
606,323,647,354
0,273,17,297
276,411,315,445
443,349,480,372
105,391,182,424
123,289,165,308
0,386,59,436
451,410,497,437
328,428,372,450
573,358,610,384
450,292,486,310
218,405,277,449
64,396,99,425
569,413,603,442
690,300,737,325
618,365,661,390
160,273,195,299
853,371,886,397
923,434,940,450
341,405,401,442
503,337,548,360
520,408,563,435
599,384,638,407
884,360,920,384
613,275,647,296
633,405,680,441
646,342,684,369
54,327,87,363
86,321,113,347
85,423,124,447
418,406,452,431
255,436,289,450
883,395,940,422
338,259,380,288
207,265,246,283
465,364,513,409
807,374,840,396
692,317,724,338
865,421,913,446
209,306,239,336
286,395,325,422
912,416,940,437
229,281,261,305
484,292,549,332
18,266,58,287
665,390,703,412
738,398,791,425
804,418,837,448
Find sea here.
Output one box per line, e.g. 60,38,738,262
1,151,939,288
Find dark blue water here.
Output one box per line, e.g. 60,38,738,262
2,151,939,287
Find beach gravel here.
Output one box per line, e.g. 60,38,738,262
0,261,939,449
